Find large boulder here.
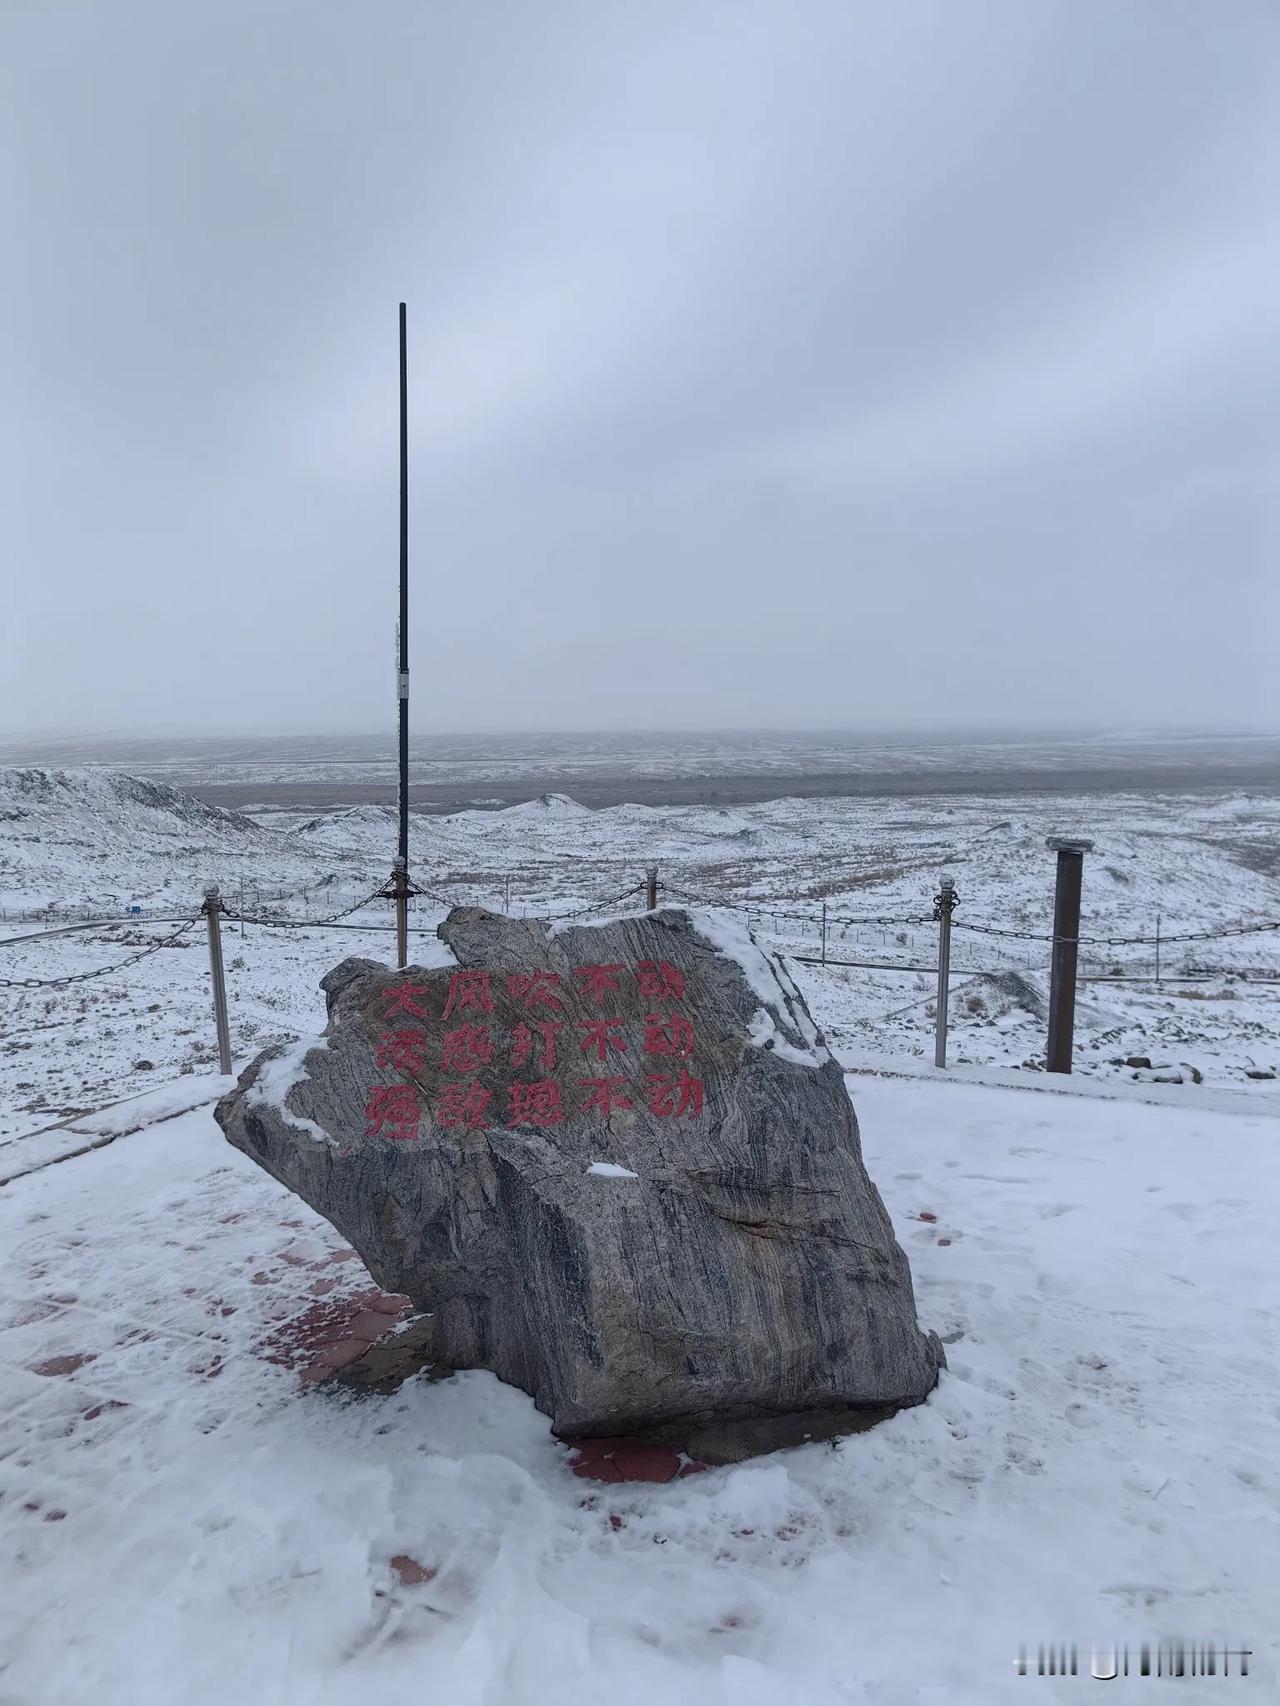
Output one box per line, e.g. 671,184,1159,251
216,906,943,1439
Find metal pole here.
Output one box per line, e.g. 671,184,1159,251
1155,911,1161,985
821,899,827,965
646,865,658,911
933,876,956,1069
202,884,233,1076
1045,838,1093,1074
381,303,413,972
392,854,409,972
397,301,410,875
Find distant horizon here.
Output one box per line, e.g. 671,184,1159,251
4,720,1280,752
3,723,1276,815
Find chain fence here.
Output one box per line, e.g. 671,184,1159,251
220,882,390,931
2,865,1278,1002
0,918,200,990
2,860,1277,1153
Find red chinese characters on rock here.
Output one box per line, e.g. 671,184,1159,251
511,1020,562,1072
382,982,432,1020
574,964,624,1005
579,1076,633,1117
375,1029,428,1074
367,983,431,1142
440,1024,494,1074
506,970,564,1010
642,1012,695,1058
636,960,685,1002
363,1084,422,1140
507,1080,565,1127
436,1082,493,1130
442,971,493,1019
361,961,706,1144
645,1070,704,1119
578,1017,627,1062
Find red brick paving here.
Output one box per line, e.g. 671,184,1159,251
367,1292,412,1315
255,1258,416,1384
83,1400,129,1421
30,1352,97,1378
346,1311,398,1343
568,1437,709,1484
11,1236,414,1408
611,1443,687,1483
2,1300,66,1329
315,1339,367,1369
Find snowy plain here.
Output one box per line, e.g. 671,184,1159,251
1,759,1278,1701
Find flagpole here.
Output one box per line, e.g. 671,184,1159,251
392,302,410,968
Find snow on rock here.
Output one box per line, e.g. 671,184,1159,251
587,1161,639,1179
243,1034,334,1147
687,906,831,1067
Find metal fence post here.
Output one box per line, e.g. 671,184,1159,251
933,876,957,1068
646,865,658,912
1045,838,1094,1073
391,855,409,970
1155,911,1161,985
821,899,827,965
202,884,233,1076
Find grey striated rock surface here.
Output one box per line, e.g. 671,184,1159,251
216,906,943,1438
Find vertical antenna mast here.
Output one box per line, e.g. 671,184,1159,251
388,302,411,969
398,301,409,869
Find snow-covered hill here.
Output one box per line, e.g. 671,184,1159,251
0,768,375,915
0,766,265,841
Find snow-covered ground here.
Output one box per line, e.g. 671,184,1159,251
1,1072,1276,1702
2,769,1277,1139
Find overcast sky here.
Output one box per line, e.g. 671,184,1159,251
2,0,1277,737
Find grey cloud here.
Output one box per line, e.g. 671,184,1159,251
2,0,1276,736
